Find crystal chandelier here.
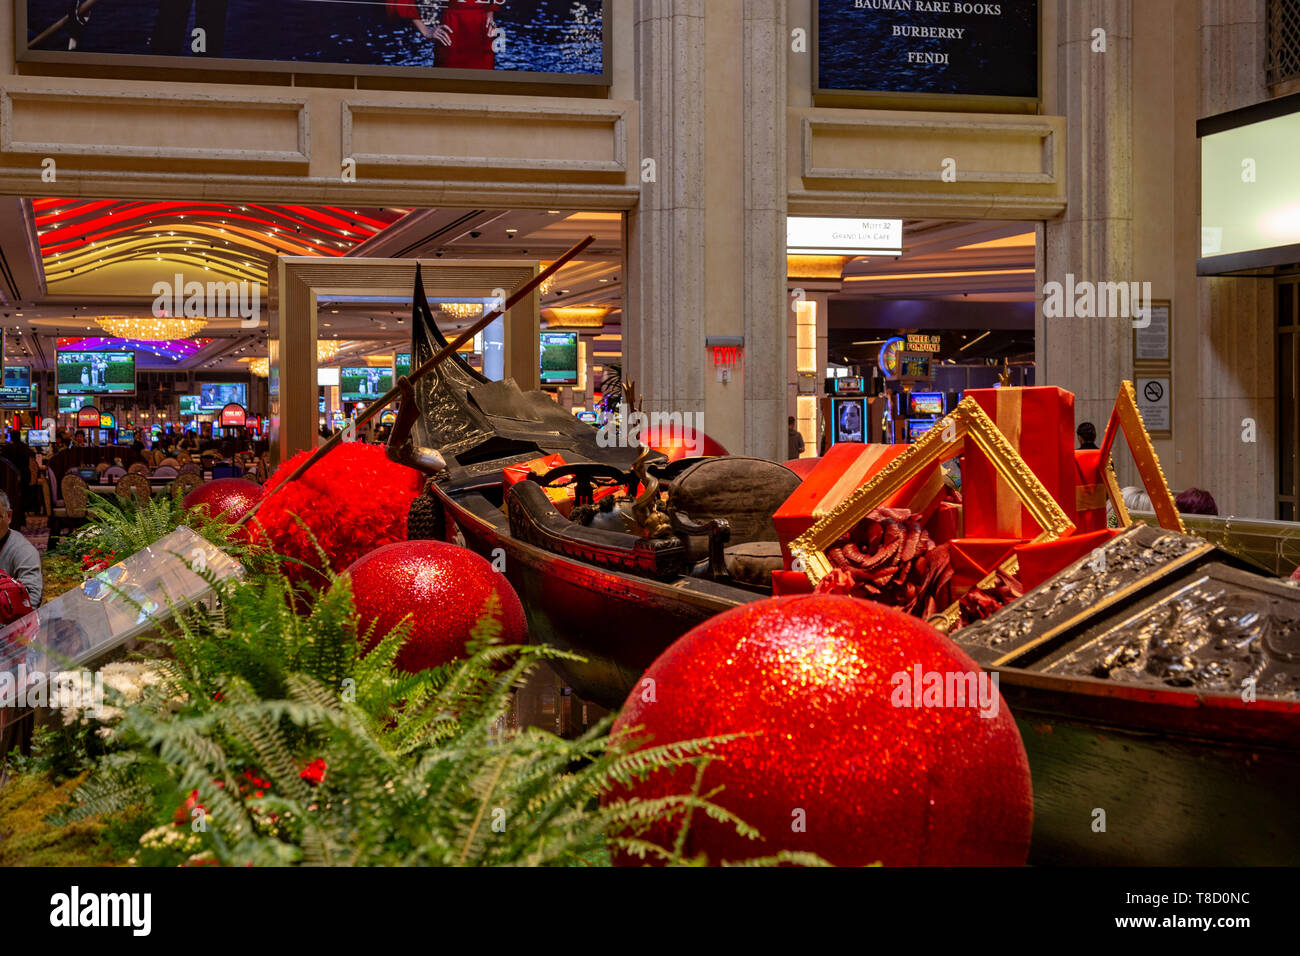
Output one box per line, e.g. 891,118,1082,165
247,341,341,378
440,302,483,320
95,315,208,340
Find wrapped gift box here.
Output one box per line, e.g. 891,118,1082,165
503,454,577,518
773,442,944,569
925,500,963,545
948,537,1025,598
1014,528,1120,592
963,386,1078,539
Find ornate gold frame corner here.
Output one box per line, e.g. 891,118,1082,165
790,396,1077,589
1104,381,1185,533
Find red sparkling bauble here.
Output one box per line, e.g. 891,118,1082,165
253,444,424,589
610,595,1032,866
347,540,527,672
641,422,728,462
183,478,264,539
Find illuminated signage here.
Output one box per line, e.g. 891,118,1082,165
77,405,101,428
220,403,247,428
788,217,903,256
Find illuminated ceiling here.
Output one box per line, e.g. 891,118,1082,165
34,199,406,294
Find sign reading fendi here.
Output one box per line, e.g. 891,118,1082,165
816,0,1039,100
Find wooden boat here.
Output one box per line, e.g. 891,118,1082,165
395,276,1300,866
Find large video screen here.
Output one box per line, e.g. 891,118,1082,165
179,395,201,415
816,0,1038,101
59,395,89,414
200,383,248,411
57,351,136,395
540,331,578,386
341,367,393,403
19,1,609,84
395,353,412,380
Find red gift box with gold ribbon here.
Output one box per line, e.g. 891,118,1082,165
963,386,1078,539
774,442,944,569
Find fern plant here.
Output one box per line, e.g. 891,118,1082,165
50,563,825,867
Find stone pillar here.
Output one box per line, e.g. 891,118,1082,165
1197,0,1276,519
1041,0,1135,483
630,0,787,458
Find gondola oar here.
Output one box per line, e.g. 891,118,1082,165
235,234,595,526
31,0,104,49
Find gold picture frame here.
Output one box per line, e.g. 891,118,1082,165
1100,381,1185,533
790,396,1076,588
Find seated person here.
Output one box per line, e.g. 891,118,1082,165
0,489,42,607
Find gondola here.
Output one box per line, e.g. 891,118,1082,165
391,272,1300,866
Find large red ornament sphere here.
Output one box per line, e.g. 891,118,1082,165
183,478,264,538
641,422,728,462
254,443,424,589
610,595,1032,866
347,540,527,673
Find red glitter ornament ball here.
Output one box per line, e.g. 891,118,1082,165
640,421,728,462
254,443,424,589
610,595,1032,866
347,540,527,673
183,478,264,538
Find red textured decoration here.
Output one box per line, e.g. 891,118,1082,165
183,478,264,540
347,540,527,672
609,595,1033,866
253,444,424,589
783,456,820,480
641,422,728,462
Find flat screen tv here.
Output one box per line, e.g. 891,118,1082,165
3,365,29,390
831,398,866,445
909,392,945,416
394,353,411,380
179,395,201,415
57,350,136,395
907,418,938,443
540,332,578,386
340,367,392,402
199,383,248,411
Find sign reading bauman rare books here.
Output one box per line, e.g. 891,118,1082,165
816,0,1038,100
18,0,608,84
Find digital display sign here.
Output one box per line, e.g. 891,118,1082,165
831,398,866,445
341,367,393,402
395,353,412,380
200,383,248,411
19,0,609,85
57,351,136,395
540,331,578,386
909,392,945,415
179,395,201,415
815,0,1039,103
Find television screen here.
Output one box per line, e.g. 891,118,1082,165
831,398,866,445
179,395,201,415
340,367,392,402
831,377,865,395
59,395,89,413
910,392,945,416
318,367,340,388
540,332,578,386
907,418,938,443
57,350,136,395
3,366,29,390
394,353,411,380
27,428,50,449
200,383,248,411
0,385,31,408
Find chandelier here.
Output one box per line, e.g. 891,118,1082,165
95,315,208,340
246,341,342,378
440,302,483,321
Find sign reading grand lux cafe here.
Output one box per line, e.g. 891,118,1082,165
815,0,1039,102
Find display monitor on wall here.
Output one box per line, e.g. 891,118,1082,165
318,367,341,388
0,364,31,407
831,398,866,445
540,332,579,386
340,367,393,402
814,0,1039,105
199,383,248,411
17,2,610,85
394,353,412,380
179,395,201,415
59,395,89,414
57,351,136,395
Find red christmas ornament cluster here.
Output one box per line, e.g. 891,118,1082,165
609,595,1033,866
252,444,424,589
347,540,527,673
183,478,264,540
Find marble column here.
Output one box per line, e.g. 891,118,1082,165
1041,0,1135,484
